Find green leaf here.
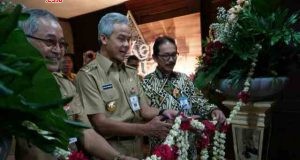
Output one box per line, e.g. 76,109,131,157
287,13,299,25
21,97,73,110
64,119,90,129
251,0,281,16
0,4,22,44
0,63,22,75
0,82,13,95
284,32,292,45
195,55,234,89
271,33,282,46
293,32,300,44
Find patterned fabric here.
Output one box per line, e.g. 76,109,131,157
141,68,217,159
142,68,217,117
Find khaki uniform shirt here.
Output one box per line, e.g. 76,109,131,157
63,72,76,83
53,72,90,125
76,54,148,157
76,53,147,122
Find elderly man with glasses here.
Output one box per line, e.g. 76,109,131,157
141,35,226,159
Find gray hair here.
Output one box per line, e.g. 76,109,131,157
97,12,128,47
19,9,58,35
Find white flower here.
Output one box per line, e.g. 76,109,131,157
244,1,250,6
53,147,70,159
228,5,242,14
228,13,237,22
227,118,232,122
237,0,245,5
220,133,226,138
244,81,251,86
232,110,238,115
172,123,180,129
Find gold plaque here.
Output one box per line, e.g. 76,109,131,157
106,101,116,112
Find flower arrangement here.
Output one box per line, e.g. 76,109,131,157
145,114,229,160
195,0,300,89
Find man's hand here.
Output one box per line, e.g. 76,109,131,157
120,155,139,160
161,109,179,120
211,109,226,123
144,116,172,139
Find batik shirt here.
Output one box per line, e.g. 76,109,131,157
141,68,217,118
141,68,217,159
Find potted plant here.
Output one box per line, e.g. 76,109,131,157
195,0,300,101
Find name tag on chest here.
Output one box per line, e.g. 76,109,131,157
178,96,191,110
129,95,140,111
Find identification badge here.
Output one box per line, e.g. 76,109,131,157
129,95,140,111
178,96,191,110
69,137,77,144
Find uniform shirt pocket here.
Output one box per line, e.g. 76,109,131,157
100,88,119,103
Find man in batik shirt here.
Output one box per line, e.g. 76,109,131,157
141,36,225,159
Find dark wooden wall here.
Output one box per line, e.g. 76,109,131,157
69,0,205,71
125,0,200,24
69,4,127,70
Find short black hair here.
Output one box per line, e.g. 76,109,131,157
153,35,177,56
63,53,74,61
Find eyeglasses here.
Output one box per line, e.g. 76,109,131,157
157,52,179,61
26,35,68,49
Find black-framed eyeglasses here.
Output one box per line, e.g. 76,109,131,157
26,35,68,49
157,52,179,61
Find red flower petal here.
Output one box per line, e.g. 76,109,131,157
237,91,250,103
197,134,210,150
220,123,230,133
202,120,216,136
180,118,192,131
68,151,88,160
153,144,177,160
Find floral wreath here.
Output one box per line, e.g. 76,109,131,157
144,113,229,160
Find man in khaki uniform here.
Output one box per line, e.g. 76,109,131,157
18,9,137,160
76,12,178,158
61,54,77,83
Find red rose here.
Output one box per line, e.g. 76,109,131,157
220,123,230,133
152,144,177,160
237,91,250,103
180,118,192,131
202,120,216,136
197,134,210,150
213,41,224,50
68,151,88,160
171,146,179,159
202,55,212,65
205,42,214,53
